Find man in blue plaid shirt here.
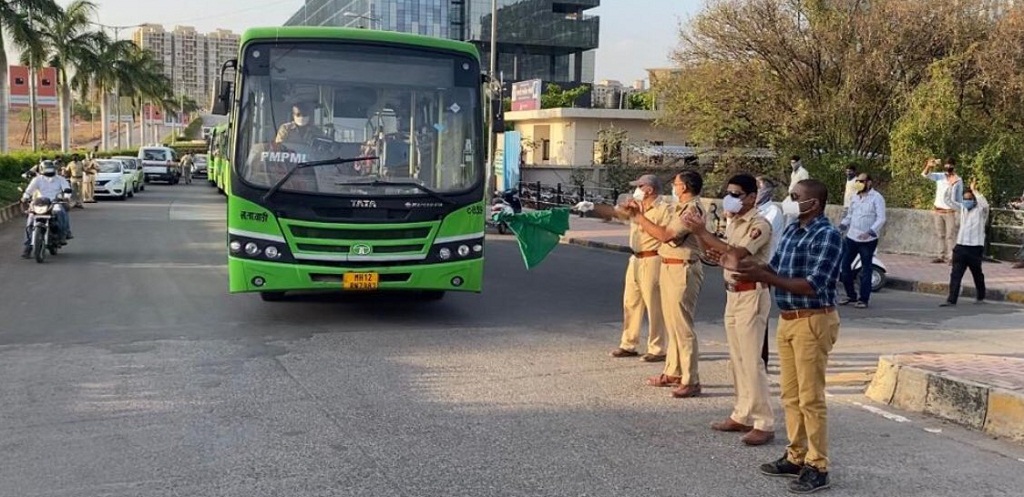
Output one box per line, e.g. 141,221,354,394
729,179,842,494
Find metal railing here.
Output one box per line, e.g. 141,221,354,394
515,181,620,210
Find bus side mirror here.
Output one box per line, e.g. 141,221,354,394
211,81,233,115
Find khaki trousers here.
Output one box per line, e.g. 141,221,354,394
69,178,83,206
725,287,774,431
933,210,959,260
83,174,95,202
660,262,703,385
620,256,665,355
778,310,840,471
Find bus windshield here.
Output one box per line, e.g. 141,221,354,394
235,43,482,198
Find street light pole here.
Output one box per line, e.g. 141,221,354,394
485,0,499,203
89,21,143,151
342,12,381,29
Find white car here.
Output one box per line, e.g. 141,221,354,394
93,159,132,200
112,156,144,193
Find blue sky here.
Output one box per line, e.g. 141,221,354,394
21,1,703,82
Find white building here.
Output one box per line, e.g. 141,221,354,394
132,24,240,111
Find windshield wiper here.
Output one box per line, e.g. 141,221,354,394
262,156,377,203
335,179,454,205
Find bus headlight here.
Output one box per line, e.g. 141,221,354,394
244,242,260,256
264,246,281,259
457,245,470,257
229,240,242,253
438,248,452,260
473,244,483,253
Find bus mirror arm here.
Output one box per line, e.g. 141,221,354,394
212,59,238,116
261,156,378,204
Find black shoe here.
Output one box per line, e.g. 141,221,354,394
20,248,31,259
760,454,803,478
66,233,74,240
939,301,956,307
788,465,830,494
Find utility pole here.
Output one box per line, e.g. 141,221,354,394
89,21,143,150
485,0,498,203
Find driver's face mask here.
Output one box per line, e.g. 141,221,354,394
293,109,310,126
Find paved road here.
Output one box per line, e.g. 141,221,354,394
1,184,1023,496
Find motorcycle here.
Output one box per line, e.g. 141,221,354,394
487,189,523,235
851,253,888,292
22,188,73,264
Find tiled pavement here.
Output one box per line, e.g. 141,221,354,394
894,353,1024,393
561,214,1024,303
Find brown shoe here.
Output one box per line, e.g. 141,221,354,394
610,348,639,358
1013,261,1024,269
670,383,702,398
931,257,945,264
646,374,681,387
741,429,775,446
711,418,753,432
640,353,666,363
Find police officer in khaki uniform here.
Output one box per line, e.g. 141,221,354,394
609,174,670,362
82,157,99,203
65,155,85,208
684,174,776,446
630,170,706,398
275,102,327,146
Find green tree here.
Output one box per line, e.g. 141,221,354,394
0,0,59,152
29,0,102,152
75,33,136,151
541,83,590,109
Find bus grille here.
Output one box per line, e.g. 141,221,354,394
289,226,431,240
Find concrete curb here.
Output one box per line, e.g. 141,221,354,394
561,237,1024,305
866,356,1024,443
0,202,20,225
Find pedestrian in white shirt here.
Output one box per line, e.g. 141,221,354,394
754,175,785,371
922,157,964,264
783,155,811,225
842,164,859,216
941,180,988,306
838,173,886,308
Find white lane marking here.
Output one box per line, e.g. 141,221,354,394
924,428,942,434
853,401,911,423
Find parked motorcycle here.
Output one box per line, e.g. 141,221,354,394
487,189,523,235
851,253,887,292
22,188,72,263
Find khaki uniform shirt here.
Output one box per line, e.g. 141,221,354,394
84,161,98,176
657,197,704,262
275,122,326,144
67,161,84,179
723,207,773,284
629,198,671,253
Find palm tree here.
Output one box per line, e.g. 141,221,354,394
0,0,59,152
77,33,134,151
120,46,173,146
31,0,101,152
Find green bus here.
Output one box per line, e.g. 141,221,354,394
208,123,231,193
211,27,487,301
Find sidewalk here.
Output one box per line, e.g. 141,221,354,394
561,214,1024,304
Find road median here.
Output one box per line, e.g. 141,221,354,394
866,354,1024,443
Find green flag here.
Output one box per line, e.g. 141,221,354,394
496,208,570,269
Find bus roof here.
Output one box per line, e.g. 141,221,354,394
239,27,480,61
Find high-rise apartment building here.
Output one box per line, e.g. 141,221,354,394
284,0,599,83
132,24,240,111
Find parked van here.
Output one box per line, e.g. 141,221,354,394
138,146,181,184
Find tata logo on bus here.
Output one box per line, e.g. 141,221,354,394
351,244,372,256
351,200,377,208
259,151,308,163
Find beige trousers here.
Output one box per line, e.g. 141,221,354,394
778,310,840,471
933,210,959,260
725,287,775,431
620,256,665,355
659,262,703,385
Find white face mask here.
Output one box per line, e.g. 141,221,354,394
632,187,645,202
783,198,814,217
722,194,744,213
294,116,310,126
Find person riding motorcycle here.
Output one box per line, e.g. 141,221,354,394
20,161,73,259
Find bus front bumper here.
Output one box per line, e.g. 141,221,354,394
228,256,483,294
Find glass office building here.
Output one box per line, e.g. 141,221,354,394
284,0,599,82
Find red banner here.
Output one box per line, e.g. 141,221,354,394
8,65,58,108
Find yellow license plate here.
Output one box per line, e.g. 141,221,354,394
343,272,379,290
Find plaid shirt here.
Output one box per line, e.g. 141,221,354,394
769,214,843,311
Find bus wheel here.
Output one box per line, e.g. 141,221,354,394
420,291,446,301
260,291,287,302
